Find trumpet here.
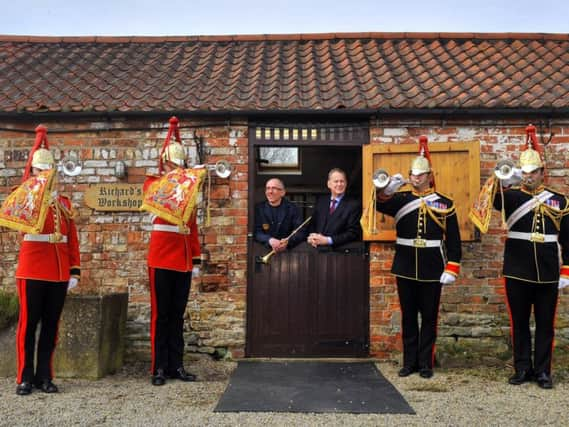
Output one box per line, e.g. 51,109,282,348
257,216,312,264
57,153,82,177
205,159,232,178
494,159,515,180
372,168,391,189
372,168,408,190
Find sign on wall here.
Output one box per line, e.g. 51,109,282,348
84,184,143,211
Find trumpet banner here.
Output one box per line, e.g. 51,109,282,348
140,167,207,225
468,175,498,234
0,169,56,233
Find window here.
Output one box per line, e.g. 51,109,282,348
258,146,301,174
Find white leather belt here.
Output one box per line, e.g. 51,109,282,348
396,237,441,248
24,234,68,243
507,231,557,243
152,224,190,234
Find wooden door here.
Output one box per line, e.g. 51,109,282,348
246,241,369,357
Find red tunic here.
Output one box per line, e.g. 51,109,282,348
144,176,201,272
15,195,80,282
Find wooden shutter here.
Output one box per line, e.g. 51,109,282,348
362,141,480,241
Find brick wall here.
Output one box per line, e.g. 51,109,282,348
0,118,249,360
1,117,568,364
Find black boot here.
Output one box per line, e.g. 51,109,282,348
168,367,196,382
508,370,534,385
16,382,33,396
151,369,166,386
35,379,59,393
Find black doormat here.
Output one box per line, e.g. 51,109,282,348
214,361,415,414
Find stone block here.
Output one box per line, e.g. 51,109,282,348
0,292,128,379
55,293,129,379
0,323,17,377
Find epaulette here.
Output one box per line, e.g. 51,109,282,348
435,190,454,201
544,186,566,197
143,174,161,193
57,195,77,219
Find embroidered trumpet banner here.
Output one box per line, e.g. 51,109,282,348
0,169,56,233
469,175,498,234
140,168,207,225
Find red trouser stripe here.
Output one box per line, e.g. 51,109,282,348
502,277,516,358
432,299,440,367
149,267,158,374
550,297,559,373
50,314,62,380
16,279,28,384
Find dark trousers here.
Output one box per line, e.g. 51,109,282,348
505,278,558,375
149,267,191,375
16,279,68,384
396,277,442,369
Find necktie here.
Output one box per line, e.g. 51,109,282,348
329,198,337,214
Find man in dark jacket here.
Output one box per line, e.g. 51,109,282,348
254,178,306,251
307,168,362,248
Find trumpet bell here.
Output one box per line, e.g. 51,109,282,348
494,159,515,180
213,160,232,178
58,154,82,177
372,169,390,189
260,251,275,264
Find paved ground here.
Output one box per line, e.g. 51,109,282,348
1,359,568,426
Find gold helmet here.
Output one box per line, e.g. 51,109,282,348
23,125,53,181
159,116,186,171
410,155,431,175
31,147,55,170
410,135,432,175
161,141,186,167
520,148,543,173
519,124,544,173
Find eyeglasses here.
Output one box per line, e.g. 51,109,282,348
265,186,284,191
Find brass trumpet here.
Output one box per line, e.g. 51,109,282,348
257,216,312,264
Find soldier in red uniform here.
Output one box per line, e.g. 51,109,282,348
144,117,201,386
15,125,81,396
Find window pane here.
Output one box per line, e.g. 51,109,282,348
259,147,299,167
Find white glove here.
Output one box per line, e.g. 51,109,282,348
440,272,456,285
67,277,78,290
383,173,405,196
559,277,569,289
501,168,522,187
192,266,201,278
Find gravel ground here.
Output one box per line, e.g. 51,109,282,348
1,359,567,426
